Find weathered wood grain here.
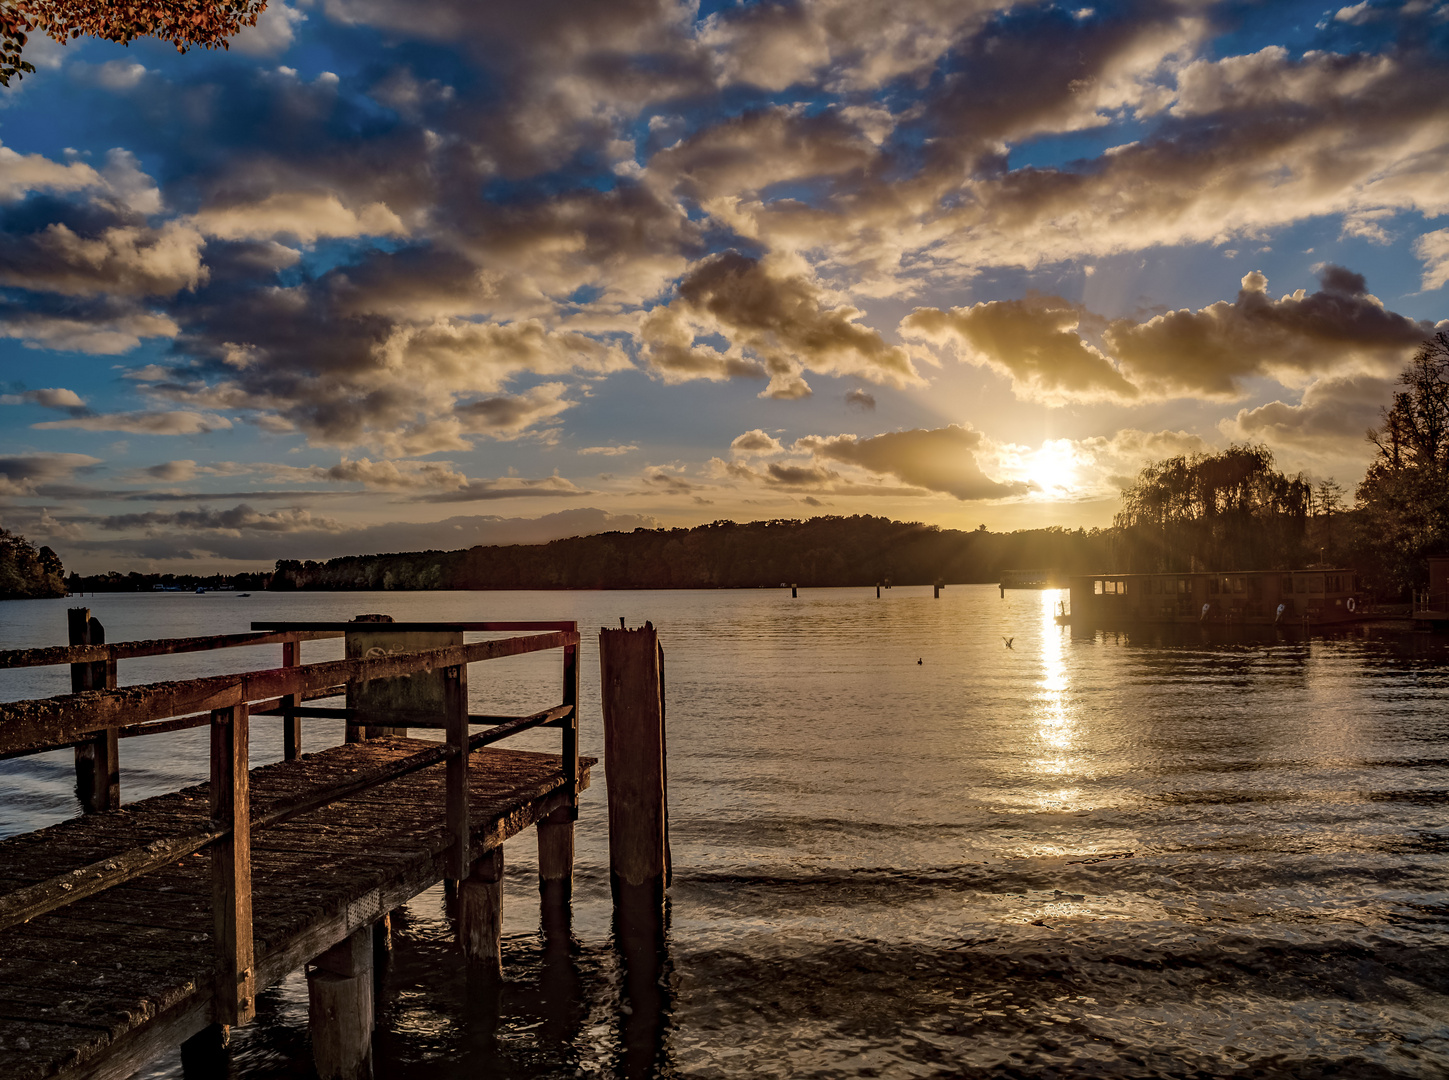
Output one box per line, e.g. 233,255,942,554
0,632,578,755
0,738,593,1080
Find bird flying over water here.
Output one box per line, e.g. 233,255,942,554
1003,636,1014,649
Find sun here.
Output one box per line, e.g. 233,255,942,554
1023,440,1080,498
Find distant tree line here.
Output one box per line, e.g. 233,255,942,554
270,516,1114,592
0,526,66,599
65,570,272,594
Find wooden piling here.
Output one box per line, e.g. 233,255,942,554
934,582,940,599
791,584,798,598
210,702,255,1027
459,846,504,974
179,1022,230,1078
598,623,668,899
308,927,374,1080
68,607,119,812
444,662,470,882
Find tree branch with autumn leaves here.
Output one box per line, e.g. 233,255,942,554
2,1,268,86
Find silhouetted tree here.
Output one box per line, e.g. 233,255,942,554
0,526,67,598
1113,444,1311,572
1355,331,1449,596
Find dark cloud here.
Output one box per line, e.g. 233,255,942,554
416,475,592,502
903,294,1137,404
0,452,103,496
1106,267,1436,398
795,425,1030,500
845,389,875,411
643,252,920,398
1225,374,1393,452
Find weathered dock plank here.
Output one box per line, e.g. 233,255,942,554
0,737,593,1080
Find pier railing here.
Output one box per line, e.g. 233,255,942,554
0,618,580,1026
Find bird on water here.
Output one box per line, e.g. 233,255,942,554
917,658,923,665
1003,636,1014,649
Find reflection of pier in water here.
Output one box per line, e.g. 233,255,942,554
0,615,673,1080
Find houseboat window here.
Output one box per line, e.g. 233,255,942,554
1282,576,1293,593
1094,579,1103,595
1209,578,1220,595
1177,578,1190,594
1233,577,1245,594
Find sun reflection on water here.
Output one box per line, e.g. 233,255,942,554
1032,590,1077,786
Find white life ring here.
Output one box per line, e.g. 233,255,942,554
1200,603,1211,621
1346,597,1356,613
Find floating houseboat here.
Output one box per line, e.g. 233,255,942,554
1066,568,1362,627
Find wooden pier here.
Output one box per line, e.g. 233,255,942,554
0,615,618,1080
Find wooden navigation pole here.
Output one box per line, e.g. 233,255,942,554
68,607,118,812
599,623,670,904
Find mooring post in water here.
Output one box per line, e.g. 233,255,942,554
307,926,374,1080
537,637,580,908
876,583,881,598
459,846,504,974
68,606,119,812
599,622,670,908
791,583,798,598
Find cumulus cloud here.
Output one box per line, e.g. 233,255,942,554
0,221,206,298
1223,374,1393,453
0,307,179,355
0,144,104,202
794,424,1031,500
578,444,637,456
0,387,87,411
729,429,785,456
1416,229,1449,292
33,410,233,435
845,389,875,411
1106,267,1435,398
192,192,406,245
641,252,920,398
231,1,306,55
0,453,103,496
902,294,1137,404
454,382,575,437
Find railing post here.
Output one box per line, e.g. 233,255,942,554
68,607,119,812
282,639,301,761
211,702,255,1027
444,663,470,882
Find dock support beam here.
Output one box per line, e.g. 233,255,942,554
459,847,504,974
599,623,669,907
308,927,374,1080
68,607,119,812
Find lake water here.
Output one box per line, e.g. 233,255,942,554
3,586,1449,1079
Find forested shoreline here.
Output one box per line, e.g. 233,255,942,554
0,527,66,599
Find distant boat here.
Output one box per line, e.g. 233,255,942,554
1068,568,1362,627
195,586,206,594
237,593,251,598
